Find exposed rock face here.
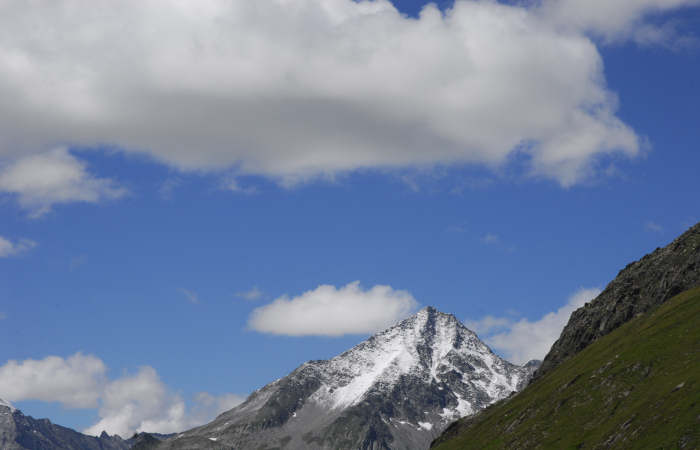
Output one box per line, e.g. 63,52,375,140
536,221,700,379
157,307,534,450
0,400,129,450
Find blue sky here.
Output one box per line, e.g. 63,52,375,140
1,0,699,438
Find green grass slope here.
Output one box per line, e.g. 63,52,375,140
432,287,700,450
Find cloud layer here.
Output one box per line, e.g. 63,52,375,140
0,353,243,438
248,281,418,336
0,0,672,213
466,287,601,364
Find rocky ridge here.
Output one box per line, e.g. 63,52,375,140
536,221,700,378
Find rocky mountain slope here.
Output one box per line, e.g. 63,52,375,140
154,307,536,450
431,286,700,449
536,221,700,378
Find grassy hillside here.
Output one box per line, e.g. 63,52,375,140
432,287,700,450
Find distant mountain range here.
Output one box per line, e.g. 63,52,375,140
0,399,171,450
152,307,537,449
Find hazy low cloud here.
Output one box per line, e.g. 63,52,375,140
248,281,418,336
0,236,36,258
0,353,243,438
466,287,601,364
0,148,125,217
0,0,661,212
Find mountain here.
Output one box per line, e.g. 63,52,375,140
0,400,172,450
0,399,128,450
154,307,535,450
536,221,700,379
431,286,700,449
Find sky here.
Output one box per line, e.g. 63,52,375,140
1,0,699,439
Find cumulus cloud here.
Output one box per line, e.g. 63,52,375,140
0,148,125,217
466,287,601,364
0,236,36,258
83,367,243,438
0,353,107,408
0,353,243,438
0,0,657,202
248,281,418,336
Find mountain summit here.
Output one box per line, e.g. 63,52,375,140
156,307,534,450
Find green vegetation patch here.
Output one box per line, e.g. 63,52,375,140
432,287,700,449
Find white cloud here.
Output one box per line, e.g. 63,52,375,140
539,0,700,44
466,287,601,364
0,236,36,258
0,148,125,217
83,367,243,438
0,312,6,320
0,0,658,197
248,281,418,336
0,353,243,438
235,286,263,301
0,353,107,408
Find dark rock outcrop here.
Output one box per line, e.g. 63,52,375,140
536,221,700,379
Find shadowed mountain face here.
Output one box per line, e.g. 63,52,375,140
154,307,535,450
536,221,700,379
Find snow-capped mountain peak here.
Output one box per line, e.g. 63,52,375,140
311,306,522,411
163,306,536,450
